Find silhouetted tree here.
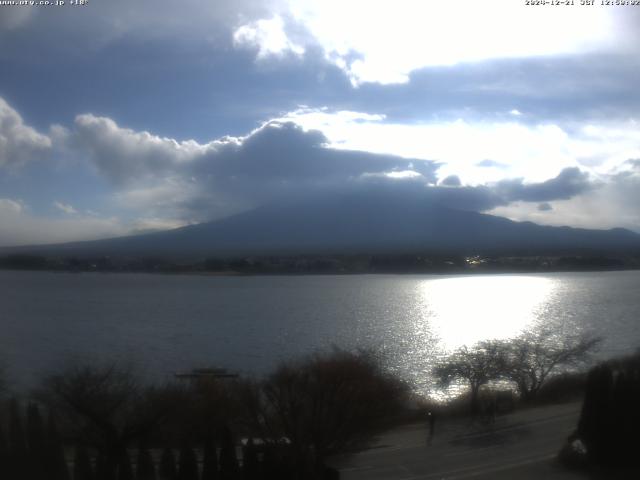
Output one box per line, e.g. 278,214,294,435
116,450,134,480
8,398,27,478
136,443,157,480
73,445,95,480
27,403,47,479
257,348,408,468
46,411,70,480
578,352,640,468
500,330,601,401
219,425,239,480
95,451,116,480
178,446,199,480
202,438,219,480
159,448,178,480
0,422,8,471
39,362,178,470
433,342,503,415
242,438,258,480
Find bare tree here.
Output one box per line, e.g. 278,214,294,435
244,348,408,475
38,362,180,469
500,329,601,402
433,341,504,415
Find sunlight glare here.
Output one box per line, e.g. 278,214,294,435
418,275,555,351
287,0,615,85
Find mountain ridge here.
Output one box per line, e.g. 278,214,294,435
3,193,640,258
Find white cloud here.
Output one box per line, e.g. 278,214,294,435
0,97,52,168
269,0,620,85
73,115,442,220
0,198,24,214
74,113,222,185
128,217,189,234
281,108,640,185
0,7,33,31
53,201,78,215
234,15,304,58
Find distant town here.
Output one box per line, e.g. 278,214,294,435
2,252,639,275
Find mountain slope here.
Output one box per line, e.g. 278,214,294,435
5,193,640,257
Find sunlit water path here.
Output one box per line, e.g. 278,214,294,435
1,270,639,393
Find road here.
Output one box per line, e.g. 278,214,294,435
334,402,587,479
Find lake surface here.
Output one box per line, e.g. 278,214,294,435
1,270,639,393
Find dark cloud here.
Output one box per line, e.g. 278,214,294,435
403,168,594,213
494,167,593,203
439,175,462,187
538,202,553,212
74,116,441,220
74,112,603,222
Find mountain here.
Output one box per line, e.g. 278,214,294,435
4,192,640,258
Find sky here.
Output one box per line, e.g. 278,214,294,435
1,0,640,246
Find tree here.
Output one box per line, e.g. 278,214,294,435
178,446,199,480
219,425,239,480
252,348,408,474
136,443,157,480
500,330,601,402
242,438,258,480
46,411,70,480
8,398,28,478
577,352,640,467
38,362,179,468
201,438,219,480
73,445,95,480
159,448,178,480
433,341,503,415
27,403,47,479
116,450,133,480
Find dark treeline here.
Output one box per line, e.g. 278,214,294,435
575,351,640,471
0,349,408,480
1,252,639,275
0,338,632,478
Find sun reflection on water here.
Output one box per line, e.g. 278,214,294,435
418,275,556,351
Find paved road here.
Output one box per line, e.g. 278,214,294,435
334,402,587,480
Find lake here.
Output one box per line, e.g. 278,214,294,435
1,270,639,393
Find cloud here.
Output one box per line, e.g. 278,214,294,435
476,159,507,169
440,175,461,187
242,0,625,86
537,203,553,212
73,115,441,221
73,113,217,185
0,0,272,56
494,167,593,203
0,198,24,214
70,111,606,224
0,7,33,31
0,97,52,169
282,107,640,186
1,99,631,243
0,199,126,247
490,161,640,232
53,201,78,215
234,15,304,58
